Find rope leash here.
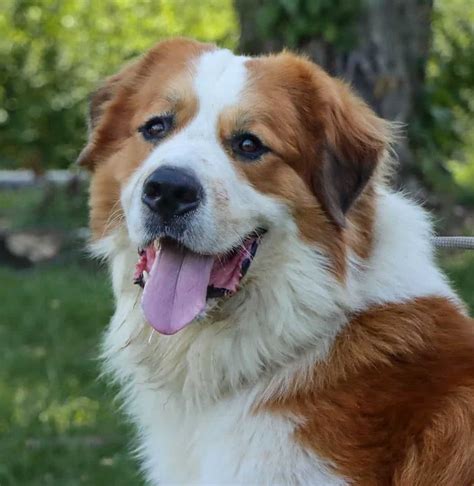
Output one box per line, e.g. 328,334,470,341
432,236,474,250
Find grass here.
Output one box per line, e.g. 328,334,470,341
0,261,144,486
1,186,144,485
0,185,472,484
441,252,474,311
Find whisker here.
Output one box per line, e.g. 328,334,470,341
101,201,125,236
148,329,155,344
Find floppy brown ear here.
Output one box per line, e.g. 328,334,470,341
76,62,138,170
311,79,392,228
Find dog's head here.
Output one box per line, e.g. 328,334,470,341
79,38,392,335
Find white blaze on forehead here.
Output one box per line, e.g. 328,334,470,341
192,49,249,122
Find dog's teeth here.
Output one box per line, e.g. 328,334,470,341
143,270,149,282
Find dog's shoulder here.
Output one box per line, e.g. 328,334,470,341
258,296,474,485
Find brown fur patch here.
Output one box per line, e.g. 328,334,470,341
218,54,390,277
80,38,214,239
259,297,474,485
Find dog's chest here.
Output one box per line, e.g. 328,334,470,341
133,387,347,486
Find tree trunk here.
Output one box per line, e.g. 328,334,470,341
236,0,433,191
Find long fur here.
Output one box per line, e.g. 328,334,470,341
82,39,473,485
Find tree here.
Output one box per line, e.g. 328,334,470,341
1,0,472,202
236,0,431,189
0,0,237,170
235,0,474,199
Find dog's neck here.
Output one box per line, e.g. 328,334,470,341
97,189,454,408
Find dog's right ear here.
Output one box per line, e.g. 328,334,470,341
87,82,115,133
76,62,137,170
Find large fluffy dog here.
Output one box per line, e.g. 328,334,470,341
78,38,474,485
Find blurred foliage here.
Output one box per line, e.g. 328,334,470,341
412,0,474,195
0,0,472,204
242,0,474,201
0,184,88,231
0,0,237,170
254,0,362,49
441,252,474,312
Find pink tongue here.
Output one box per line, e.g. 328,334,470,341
141,242,214,335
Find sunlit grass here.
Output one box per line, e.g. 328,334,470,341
0,261,144,485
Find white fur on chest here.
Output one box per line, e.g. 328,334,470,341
96,190,455,485
100,231,347,484
129,385,345,486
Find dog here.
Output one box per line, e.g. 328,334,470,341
78,38,474,485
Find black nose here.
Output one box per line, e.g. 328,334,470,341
142,167,203,220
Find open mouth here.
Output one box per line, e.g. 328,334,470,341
133,229,265,335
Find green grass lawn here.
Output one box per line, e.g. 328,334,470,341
1,186,145,485
0,260,144,486
0,186,472,485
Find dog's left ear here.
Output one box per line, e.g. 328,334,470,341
311,78,392,228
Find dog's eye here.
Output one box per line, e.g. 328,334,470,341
139,116,173,142
231,133,268,160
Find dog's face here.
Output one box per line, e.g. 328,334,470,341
79,38,390,334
